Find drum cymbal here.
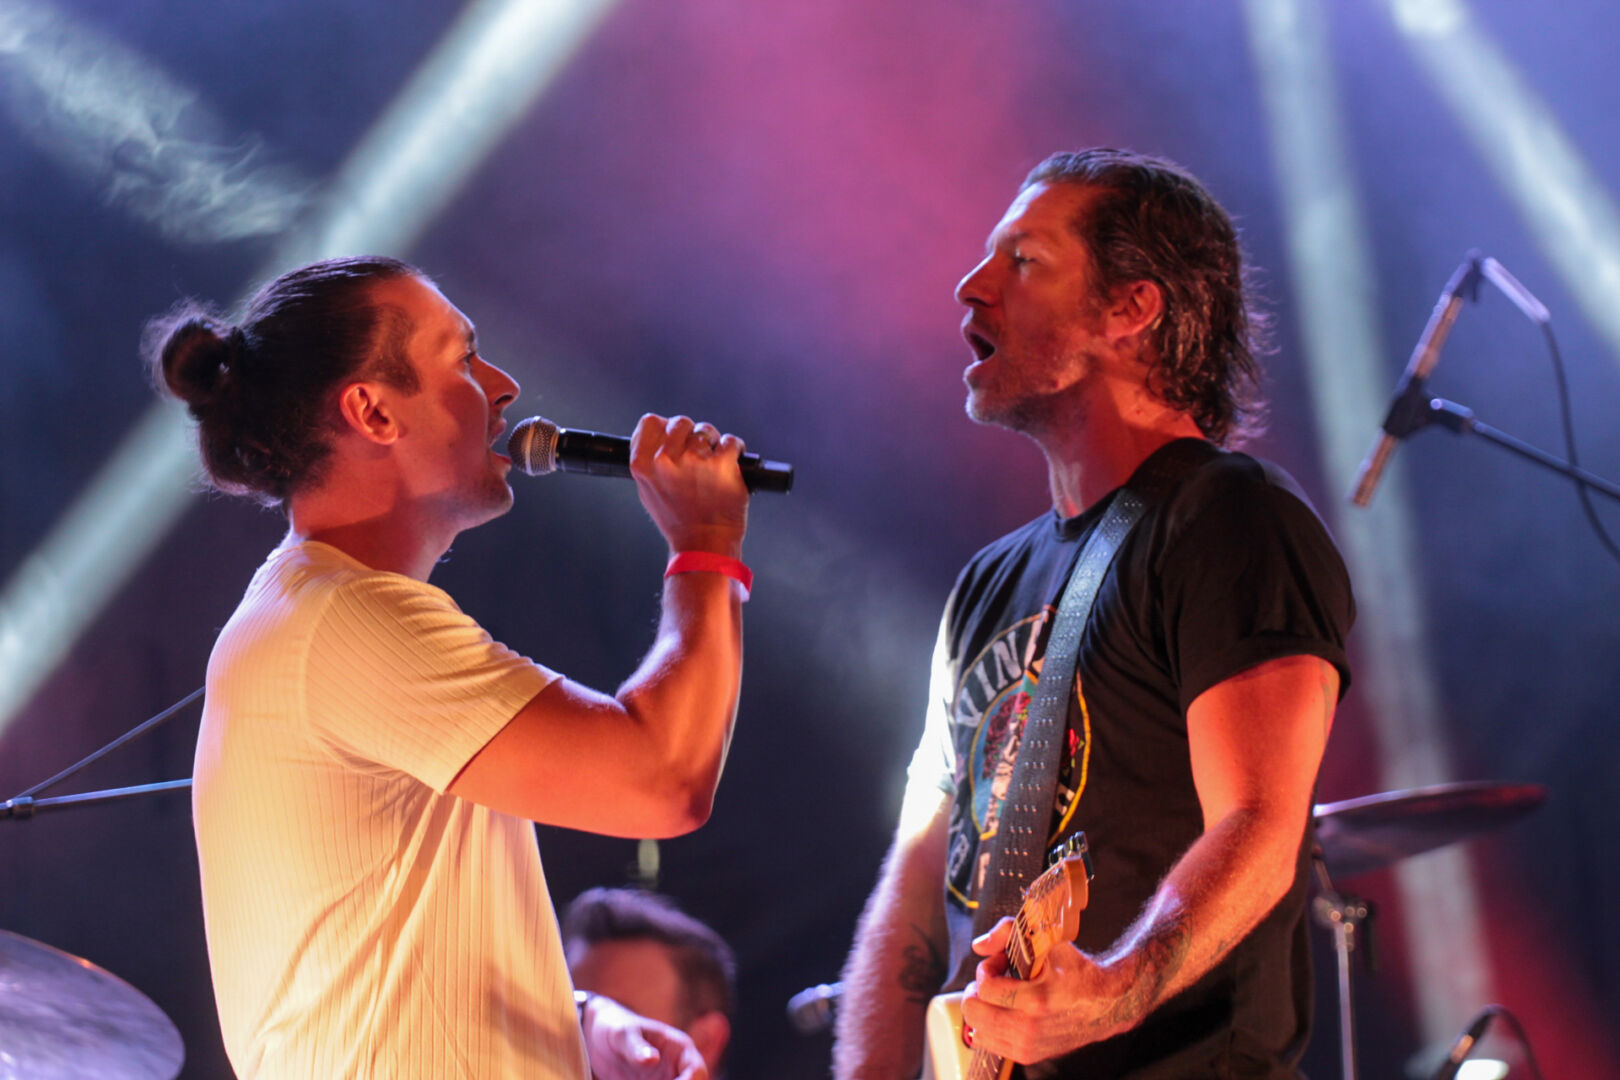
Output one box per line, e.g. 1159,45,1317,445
0,929,183,1080
1313,780,1547,881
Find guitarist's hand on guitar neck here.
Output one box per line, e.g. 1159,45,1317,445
922,836,1097,1079
958,919,1141,1067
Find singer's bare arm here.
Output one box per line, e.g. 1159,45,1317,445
448,414,749,838
833,785,951,1080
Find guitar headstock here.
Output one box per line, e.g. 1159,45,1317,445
1014,832,1094,969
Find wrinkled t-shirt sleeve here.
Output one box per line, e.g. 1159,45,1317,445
1159,471,1354,714
304,573,559,792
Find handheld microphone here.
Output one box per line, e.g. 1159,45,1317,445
1349,253,1483,507
786,981,842,1035
506,416,794,494
1431,1006,1497,1080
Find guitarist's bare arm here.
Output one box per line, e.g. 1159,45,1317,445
833,784,952,1080
961,654,1339,1064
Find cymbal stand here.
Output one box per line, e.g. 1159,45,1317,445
1312,853,1372,1080
0,687,200,822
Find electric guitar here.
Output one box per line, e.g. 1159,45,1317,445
920,833,1094,1080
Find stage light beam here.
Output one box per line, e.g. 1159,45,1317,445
0,0,622,736
1391,0,1620,365
1244,0,1492,1048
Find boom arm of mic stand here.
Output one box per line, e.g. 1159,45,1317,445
0,779,193,822
1426,398,1620,504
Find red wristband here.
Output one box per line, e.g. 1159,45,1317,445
665,551,752,601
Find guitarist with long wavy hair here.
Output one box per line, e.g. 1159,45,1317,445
833,150,1354,1080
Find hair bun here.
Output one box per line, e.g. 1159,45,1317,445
139,257,419,506
143,304,237,407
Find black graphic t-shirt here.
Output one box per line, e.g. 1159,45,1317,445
908,440,1354,1078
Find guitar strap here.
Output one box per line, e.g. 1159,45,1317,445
961,439,1215,960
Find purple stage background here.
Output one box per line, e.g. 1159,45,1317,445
3,2,1617,1076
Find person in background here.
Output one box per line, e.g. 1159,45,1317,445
563,887,736,1076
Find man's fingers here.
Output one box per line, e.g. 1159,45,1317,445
631,413,666,469
629,413,744,465
967,973,1022,1010
662,414,697,461
971,915,1016,956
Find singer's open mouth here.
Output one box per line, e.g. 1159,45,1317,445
966,330,997,361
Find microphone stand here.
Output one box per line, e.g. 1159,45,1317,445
1380,376,1620,505
0,688,201,822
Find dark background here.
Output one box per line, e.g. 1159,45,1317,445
2,1,1617,1077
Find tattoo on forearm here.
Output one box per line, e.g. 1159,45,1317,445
897,923,948,1004
1107,908,1193,1027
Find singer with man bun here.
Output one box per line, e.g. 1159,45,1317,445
146,254,751,1079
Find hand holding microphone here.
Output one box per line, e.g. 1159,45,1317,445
508,413,784,597
507,415,794,493
629,414,752,561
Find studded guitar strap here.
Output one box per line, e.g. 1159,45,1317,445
969,439,1213,939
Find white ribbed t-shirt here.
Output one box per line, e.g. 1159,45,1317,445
193,540,587,1078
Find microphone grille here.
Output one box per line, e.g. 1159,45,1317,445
507,416,560,476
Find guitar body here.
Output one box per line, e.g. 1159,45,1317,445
919,834,1093,1080
921,992,1009,1080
